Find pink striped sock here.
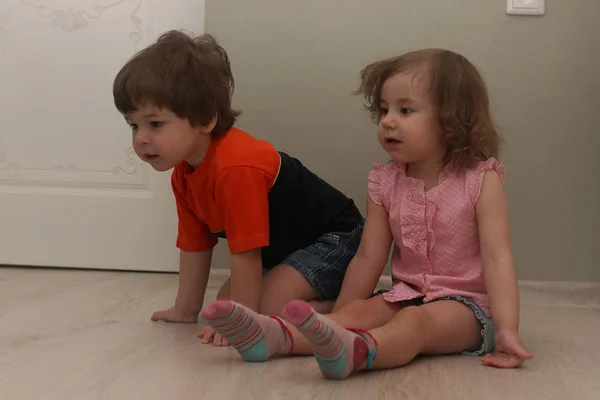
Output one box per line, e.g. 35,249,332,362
201,300,292,362
283,300,377,380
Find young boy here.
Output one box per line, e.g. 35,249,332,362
112,30,364,345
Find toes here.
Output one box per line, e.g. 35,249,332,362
201,300,234,320
282,300,313,325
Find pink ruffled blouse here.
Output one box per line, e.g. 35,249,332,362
368,158,506,316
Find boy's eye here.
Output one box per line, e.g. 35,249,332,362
400,107,413,114
150,121,164,128
379,107,389,116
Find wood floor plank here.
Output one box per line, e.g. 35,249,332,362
1,267,598,400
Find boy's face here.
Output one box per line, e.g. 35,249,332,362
124,104,213,171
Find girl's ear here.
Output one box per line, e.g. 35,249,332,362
199,114,218,135
441,125,454,140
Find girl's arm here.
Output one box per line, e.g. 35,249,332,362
333,196,393,312
476,170,533,367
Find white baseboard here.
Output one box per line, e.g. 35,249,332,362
209,268,229,279
209,269,393,289
377,274,393,288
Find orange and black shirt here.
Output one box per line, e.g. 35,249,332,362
171,128,362,268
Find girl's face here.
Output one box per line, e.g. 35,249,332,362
377,70,445,166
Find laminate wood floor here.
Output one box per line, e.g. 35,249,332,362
1,266,599,400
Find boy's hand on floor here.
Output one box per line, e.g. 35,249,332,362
151,306,198,323
198,325,229,346
481,330,533,368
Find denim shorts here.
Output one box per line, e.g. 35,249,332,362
282,222,364,301
433,295,496,356
374,291,496,356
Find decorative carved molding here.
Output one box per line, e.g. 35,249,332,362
128,0,142,44
0,142,147,189
20,0,142,36
0,7,9,50
0,0,149,191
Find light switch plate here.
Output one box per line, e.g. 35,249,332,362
507,0,545,15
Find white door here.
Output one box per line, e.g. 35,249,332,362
0,0,206,272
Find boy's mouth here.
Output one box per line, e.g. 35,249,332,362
143,154,159,161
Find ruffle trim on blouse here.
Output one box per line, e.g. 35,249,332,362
368,159,505,257
394,163,441,256
367,163,386,206
467,158,507,205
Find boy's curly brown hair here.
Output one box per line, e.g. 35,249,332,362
357,49,501,168
113,30,240,137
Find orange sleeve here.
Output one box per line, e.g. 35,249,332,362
171,170,218,252
214,166,271,254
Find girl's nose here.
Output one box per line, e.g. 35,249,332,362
381,114,396,130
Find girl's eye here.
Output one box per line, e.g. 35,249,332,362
150,121,164,128
400,107,413,114
379,107,389,117
129,124,138,130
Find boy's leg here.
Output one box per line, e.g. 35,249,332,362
285,299,481,379
199,265,326,345
216,278,230,300
309,300,336,314
200,224,362,346
259,226,364,315
199,264,316,345
212,267,322,316
258,264,324,315
212,267,269,302
201,294,400,361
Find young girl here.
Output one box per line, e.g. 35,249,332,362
199,48,533,379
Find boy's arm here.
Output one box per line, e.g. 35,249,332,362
477,170,533,367
214,166,272,311
229,248,263,311
152,249,213,323
333,197,393,311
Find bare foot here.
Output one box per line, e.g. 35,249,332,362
198,325,229,346
151,306,198,323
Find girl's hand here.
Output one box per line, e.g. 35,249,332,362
481,329,533,368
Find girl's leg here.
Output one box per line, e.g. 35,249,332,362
368,300,481,368
283,299,481,379
200,294,400,362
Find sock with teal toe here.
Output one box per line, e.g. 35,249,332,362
201,300,293,362
282,299,378,380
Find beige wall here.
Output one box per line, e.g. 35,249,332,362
205,0,600,282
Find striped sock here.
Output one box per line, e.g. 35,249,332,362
282,300,377,380
200,300,292,362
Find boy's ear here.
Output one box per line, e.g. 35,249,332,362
199,114,218,135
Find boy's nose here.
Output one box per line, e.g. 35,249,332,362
134,131,150,145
